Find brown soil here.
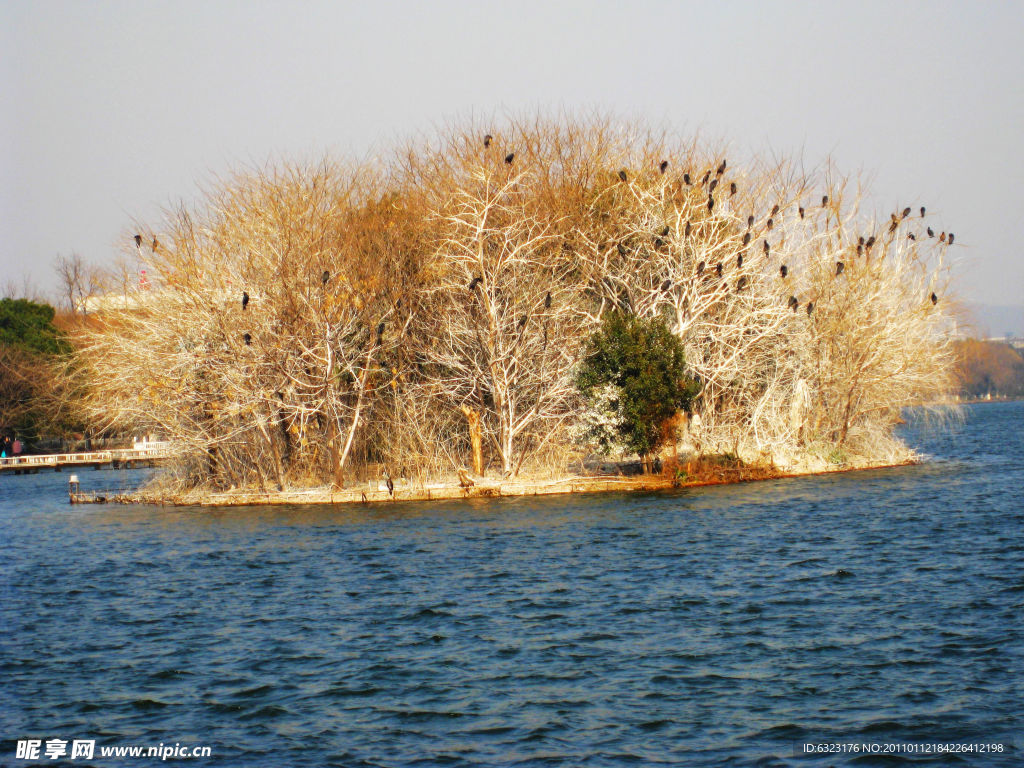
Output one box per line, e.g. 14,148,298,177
69,456,916,507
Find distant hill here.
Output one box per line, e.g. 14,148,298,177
965,304,1024,339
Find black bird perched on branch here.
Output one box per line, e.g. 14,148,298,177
866,236,876,248
888,219,898,234
717,159,727,175
708,178,718,193
386,475,394,496
701,170,711,186
948,232,955,245
836,261,845,276
242,291,249,310
920,206,926,217
617,243,628,257
788,295,799,311
766,218,774,231
807,302,814,316
857,244,863,256
322,270,330,284
931,292,938,305
659,160,669,174
742,232,751,245
858,236,865,246
737,253,744,268
763,240,770,256
747,215,754,228
152,237,159,251
243,333,252,345
696,261,705,275
707,196,714,212
715,262,723,277
737,276,748,292
517,314,528,330
822,195,829,206
468,276,482,291
618,169,628,183
771,204,780,217
661,279,672,291
545,291,552,308
939,232,946,243
927,227,934,238
684,221,691,238
799,206,805,219
661,225,670,237
683,172,691,185
908,233,916,241
377,321,385,338
780,264,788,278
505,152,515,164
484,134,492,148
133,234,142,248
901,207,911,219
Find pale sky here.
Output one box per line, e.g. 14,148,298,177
3,0,1022,307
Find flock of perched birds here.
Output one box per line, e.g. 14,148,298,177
129,137,952,347
473,135,952,317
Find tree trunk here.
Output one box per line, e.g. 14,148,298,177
277,407,292,470
501,431,514,476
255,417,284,492
460,405,484,476
326,418,344,489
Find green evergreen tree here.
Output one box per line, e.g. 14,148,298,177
0,299,72,440
0,298,69,356
577,313,700,463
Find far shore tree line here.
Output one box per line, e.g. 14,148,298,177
0,297,80,443
953,338,1024,399
0,115,988,487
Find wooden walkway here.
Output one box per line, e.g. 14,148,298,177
0,445,174,474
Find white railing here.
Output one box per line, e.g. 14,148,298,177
0,446,176,470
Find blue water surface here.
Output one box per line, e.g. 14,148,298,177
1,403,1022,767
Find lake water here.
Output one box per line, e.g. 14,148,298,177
1,403,1021,767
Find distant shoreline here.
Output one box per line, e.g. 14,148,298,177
950,395,1023,405
72,457,917,507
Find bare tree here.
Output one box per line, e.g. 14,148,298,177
72,161,409,492
54,253,104,315
412,168,594,476
1,273,45,302
68,114,960,497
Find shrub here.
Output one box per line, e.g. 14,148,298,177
577,313,700,461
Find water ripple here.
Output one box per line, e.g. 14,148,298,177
1,403,1022,766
